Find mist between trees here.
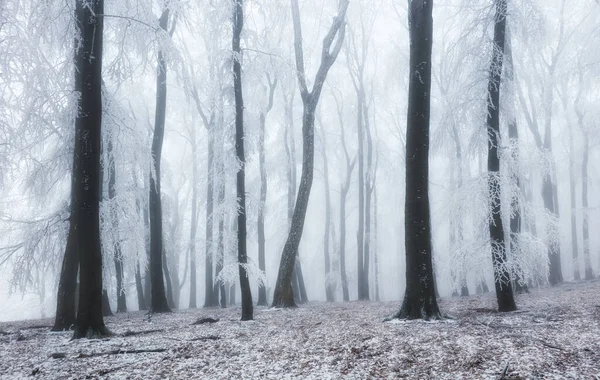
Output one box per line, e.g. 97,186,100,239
0,0,599,335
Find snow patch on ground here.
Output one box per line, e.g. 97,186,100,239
1,280,600,379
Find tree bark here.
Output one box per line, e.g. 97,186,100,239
52,220,78,331
356,90,366,301
162,248,175,309
390,0,441,320
69,0,109,338
486,0,516,312
272,0,349,308
233,0,253,321
363,103,373,300
148,8,173,313
373,187,380,302
216,153,227,308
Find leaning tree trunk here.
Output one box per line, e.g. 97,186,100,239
390,0,441,321
70,0,109,338
486,0,516,312
232,0,253,321
107,136,127,312
148,8,173,313
52,220,78,331
272,0,349,308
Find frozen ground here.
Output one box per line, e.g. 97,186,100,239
1,280,599,379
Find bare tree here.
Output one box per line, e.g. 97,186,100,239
232,0,253,321
272,0,349,307
388,0,441,320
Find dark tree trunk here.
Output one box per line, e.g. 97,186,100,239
148,8,173,313
296,259,308,303
272,0,348,308
143,202,151,308
257,78,276,306
233,0,253,321
107,137,127,312
486,0,516,312
69,0,109,338
101,290,113,317
204,131,217,307
162,249,175,309
390,0,441,320
229,284,236,306
135,260,146,310
52,221,78,331
356,90,366,301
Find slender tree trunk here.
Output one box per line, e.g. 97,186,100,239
204,132,217,307
162,248,175,309
107,137,127,312
486,0,516,312
390,0,441,320
135,260,146,310
363,104,373,301
69,0,109,338
356,91,366,301
148,8,173,313
373,186,380,302
216,156,227,308
564,103,580,281
272,0,348,307
233,0,253,320
189,139,199,308
257,79,276,306
52,220,78,331
321,128,334,302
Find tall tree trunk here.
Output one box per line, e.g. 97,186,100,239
148,8,174,313
373,185,380,301
390,0,441,320
135,260,146,310
52,221,78,331
562,97,580,281
204,131,217,307
362,103,373,301
189,135,199,309
486,0,516,312
233,0,253,321
107,136,127,312
356,90,366,301
272,0,348,307
215,154,227,308
257,77,276,306
320,127,334,302
69,0,109,338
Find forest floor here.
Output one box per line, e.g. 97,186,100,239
1,280,599,379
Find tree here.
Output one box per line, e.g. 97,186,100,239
272,0,349,308
232,0,253,321
106,128,127,312
331,88,355,302
52,221,77,331
388,0,441,320
257,75,277,306
71,0,109,338
149,7,176,313
486,0,516,312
